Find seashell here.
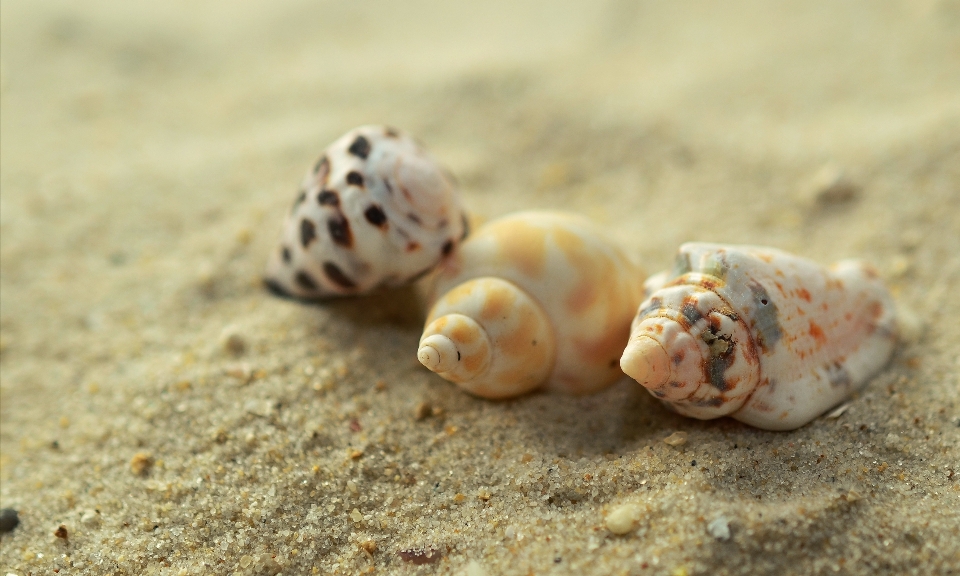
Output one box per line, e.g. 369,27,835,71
619,243,898,430
264,125,467,298
417,211,645,399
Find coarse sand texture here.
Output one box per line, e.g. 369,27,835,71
2,1,959,574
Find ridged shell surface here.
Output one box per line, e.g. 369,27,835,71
421,211,645,398
265,125,466,298
620,243,897,430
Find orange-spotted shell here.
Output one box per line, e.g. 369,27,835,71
264,125,467,299
619,243,898,430
417,211,646,399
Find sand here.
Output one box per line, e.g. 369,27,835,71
1,1,959,574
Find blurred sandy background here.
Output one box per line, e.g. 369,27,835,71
1,1,959,574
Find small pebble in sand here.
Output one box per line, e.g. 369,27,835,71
895,305,924,345
53,524,68,540
826,402,852,419
414,401,433,421
0,508,19,532
707,516,731,541
80,509,101,528
398,547,442,565
606,502,642,535
248,555,282,576
798,164,860,207
130,452,154,476
359,540,377,554
663,432,688,446
220,326,247,356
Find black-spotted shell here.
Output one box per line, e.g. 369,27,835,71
265,125,467,298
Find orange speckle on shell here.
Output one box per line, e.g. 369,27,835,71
450,319,480,345
808,321,827,346
574,318,632,366
480,285,517,321
495,352,550,390
565,281,598,315
436,283,475,309
461,349,489,374
551,226,588,262
487,219,547,278
430,316,449,332
496,305,542,353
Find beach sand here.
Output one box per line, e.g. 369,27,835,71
1,1,959,574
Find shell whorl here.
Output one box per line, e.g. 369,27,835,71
419,277,556,399
421,211,646,398
621,243,897,430
265,125,466,299
621,282,761,418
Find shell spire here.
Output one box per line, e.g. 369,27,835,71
419,278,554,399
620,243,898,430
265,125,467,299
419,211,645,398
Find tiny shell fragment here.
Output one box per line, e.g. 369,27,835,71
606,503,643,534
707,516,731,541
663,431,688,446
130,452,153,476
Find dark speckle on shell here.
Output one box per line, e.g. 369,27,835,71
300,219,317,248
328,214,353,247
348,135,371,159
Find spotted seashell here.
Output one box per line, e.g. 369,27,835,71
619,243,897,430
264,125,467,298
417,211,646,399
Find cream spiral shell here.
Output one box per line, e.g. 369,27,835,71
620,243,898,430
419,211,645,399
265,125,467,299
